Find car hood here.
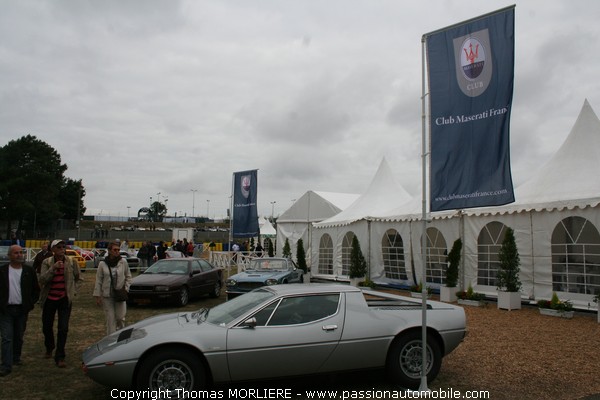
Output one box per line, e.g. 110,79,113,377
229,270,290,282
131,273,187,286
83,310,221,362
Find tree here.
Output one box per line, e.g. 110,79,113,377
0,135,85,238
148,201,167,222
349,235,367,279
497,227,521,292
296,238,307,273
282,238,291,258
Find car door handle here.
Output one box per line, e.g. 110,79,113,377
322,325,338,331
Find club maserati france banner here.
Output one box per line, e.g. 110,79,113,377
232,169,259,238
426,6,515,212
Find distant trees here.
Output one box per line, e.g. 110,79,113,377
0,135,86,239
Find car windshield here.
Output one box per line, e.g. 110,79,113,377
144,260,188,275
248,259,289,271
205,289,274,326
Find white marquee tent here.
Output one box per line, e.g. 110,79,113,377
304,100,600,308
276,190,359,267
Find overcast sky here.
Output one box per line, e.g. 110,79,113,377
1,0,599,220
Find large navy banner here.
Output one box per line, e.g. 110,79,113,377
426,6,515,212
232,169,259,238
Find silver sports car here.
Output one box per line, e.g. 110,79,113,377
82,284,466,391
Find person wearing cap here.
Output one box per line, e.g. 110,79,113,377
0,245,40,376
39,240,83,368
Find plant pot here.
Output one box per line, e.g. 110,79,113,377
497,291,521,310
349,277,362,287
457,299,483,307
539,308,574,319
411,291,431,299
440,286,457,303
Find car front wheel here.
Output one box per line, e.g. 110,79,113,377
135,347,206,393
178,287,189,306
386,330,442,390
209,281,221,298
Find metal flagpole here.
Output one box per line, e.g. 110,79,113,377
419,34,430,392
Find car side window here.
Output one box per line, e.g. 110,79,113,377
264,294,340,326
199,259,213,272
191,260,202,274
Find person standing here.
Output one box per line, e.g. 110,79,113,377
93,242,132,335
0,245,40,377
137,241,149,272
32,242,53,275
39,239,83,368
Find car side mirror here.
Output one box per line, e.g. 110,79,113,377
240,317,257,328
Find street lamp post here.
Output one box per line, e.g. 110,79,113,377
270,201,277,220
157,192,161,204
190,189,198,218
127,206,131,220
206,199,210,220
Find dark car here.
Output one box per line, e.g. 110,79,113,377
128,258,222,306
226,257,304,300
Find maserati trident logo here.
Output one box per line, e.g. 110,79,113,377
453,29,492,98
461,38,485,80
241,175,251,199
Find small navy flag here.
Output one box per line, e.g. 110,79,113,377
232,170,259,238
426,6,515,212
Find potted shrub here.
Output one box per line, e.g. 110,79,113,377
456,283,485,306
349,236,367,286
497,227,522,310
410,281,432,299
537,292,574,319
441,238,461,302
282,238,292,258
296,238,309,284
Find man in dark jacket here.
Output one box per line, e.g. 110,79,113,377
0,245,40,376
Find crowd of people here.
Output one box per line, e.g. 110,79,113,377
0,239,132,377
0,236,272,377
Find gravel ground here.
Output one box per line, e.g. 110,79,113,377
430,299,600,400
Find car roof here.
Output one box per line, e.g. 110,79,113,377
264,283,360,296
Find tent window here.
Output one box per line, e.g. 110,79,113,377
477,221,508,287
382,229,407,280
318,234,334,275
341,232,355,276
424,227,447,284
551,216,600,296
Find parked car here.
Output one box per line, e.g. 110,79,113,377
82,283,466,392
66,249,86,270
66,244,95,261
127,258,222,306
165,250,186,258
226,257,303,299
0,246,10,264
94,250,139,271
120,251,140,271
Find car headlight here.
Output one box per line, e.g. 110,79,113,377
154,285,170,291
226,279,237,286
265,279,278,285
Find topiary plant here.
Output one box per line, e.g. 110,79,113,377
445,238,461,288
497,227,521,292
349,236,367,279
296,238,307,273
